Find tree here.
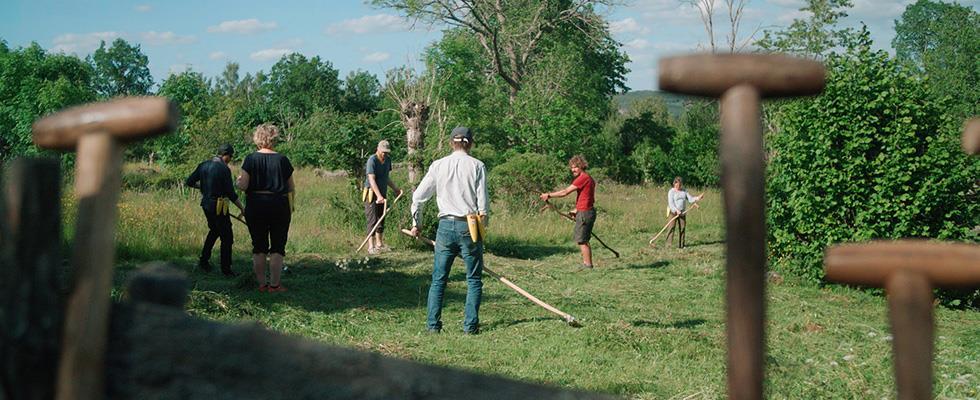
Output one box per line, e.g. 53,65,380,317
893,0,979,119
340,70,382,114
756,0,857,59
374,0,620,101
766,31,979,304
214,62,242,97
147,71,214,164
0,42,96,161
266,53,342,132
682,0,756,53
90,38,153,98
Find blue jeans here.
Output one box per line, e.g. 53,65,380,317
427,219,484,332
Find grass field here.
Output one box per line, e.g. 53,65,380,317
96,167,979,399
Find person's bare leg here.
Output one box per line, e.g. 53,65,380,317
253,253,268,286
580,243,593,267
375,232,385,249
269,253,284,286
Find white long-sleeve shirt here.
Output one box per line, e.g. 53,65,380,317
668,187,698,213
411,150,489,227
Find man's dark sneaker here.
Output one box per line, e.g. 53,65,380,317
426,328,441,335
463,327,480,335
197,260,213,272
221,269,239,277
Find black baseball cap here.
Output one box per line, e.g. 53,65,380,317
451,126,473,143
217,143,235,156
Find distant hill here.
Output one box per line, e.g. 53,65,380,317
613,90,694,118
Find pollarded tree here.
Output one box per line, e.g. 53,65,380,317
89,38,153,98
384,67,440,183
766,31,979,304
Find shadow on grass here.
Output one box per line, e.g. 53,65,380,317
180,254,502,316
630,318,707,329
481,316,561,332
683,239,724,248
624,260,671,270
486,235,577,260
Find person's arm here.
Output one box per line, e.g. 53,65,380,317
236,170,249,191
387,180,403,198
222,166,244,212
476,163,489,227
686,191,702,204
368,174,384,203
539,184,578,201
185,165,201,189
409,164,438,235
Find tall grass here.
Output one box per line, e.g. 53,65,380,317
99,168,978,399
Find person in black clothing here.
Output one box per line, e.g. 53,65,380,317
237,124,295,293
186,143,244,276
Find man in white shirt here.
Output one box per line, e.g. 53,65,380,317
666,176,703,248
410,126,489,335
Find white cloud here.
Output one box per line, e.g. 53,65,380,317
208,19,278,34
209,51,227,60
250,48,292,61
134,4,152,12
776,9,809,23
51,31,122,54
610,17,651,35
363,52,391,63
625,39,651,50
141,31,196,46
325,14,412,35
168,63,192,75
850,0,912,21
766,0,804,7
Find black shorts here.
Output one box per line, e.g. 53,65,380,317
573,209,596,244
365,201,385,234
244,193,291,255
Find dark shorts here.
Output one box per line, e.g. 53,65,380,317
573,208,596,244
365,201,385,234
244,193,291,255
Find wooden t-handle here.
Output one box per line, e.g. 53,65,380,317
824,240,980,288
659,54,825,98
32,97,178,151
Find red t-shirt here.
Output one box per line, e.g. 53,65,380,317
572,171,595,211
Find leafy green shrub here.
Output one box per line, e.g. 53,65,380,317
766,40,979,307
121,162,193,191
489,152,568,213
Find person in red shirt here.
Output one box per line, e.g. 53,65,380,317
539,155,596,270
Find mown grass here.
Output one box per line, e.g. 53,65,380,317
93,167,978,399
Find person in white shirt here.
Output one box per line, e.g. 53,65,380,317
666,176,703,249
410,126,489,335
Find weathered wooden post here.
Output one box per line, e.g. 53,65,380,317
824,241,980,400
0,159,65,400
658,54,826,400
31,97,179,400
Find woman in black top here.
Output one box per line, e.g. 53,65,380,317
236,123,295,292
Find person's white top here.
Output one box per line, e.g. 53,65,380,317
668,187,699,213
411,150,489,227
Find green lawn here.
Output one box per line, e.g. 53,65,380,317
101,168,979,399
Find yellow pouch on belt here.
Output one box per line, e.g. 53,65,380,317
466,214,487,243
216,197,226,215
477,214,487,241
361,187,369,202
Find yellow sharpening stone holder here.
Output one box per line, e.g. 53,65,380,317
466,214,487,243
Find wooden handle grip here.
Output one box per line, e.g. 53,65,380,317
659,54,825,98
824,240,980,288
33,97,179,150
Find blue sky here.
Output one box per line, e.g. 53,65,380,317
2,0,977,91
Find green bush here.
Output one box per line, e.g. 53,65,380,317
766,40,979,307
489,152,568,213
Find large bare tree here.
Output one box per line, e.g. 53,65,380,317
373,0,620,101
683,0,755,53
